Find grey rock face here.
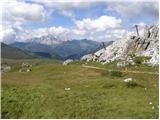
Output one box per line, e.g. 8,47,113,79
81,25,159,66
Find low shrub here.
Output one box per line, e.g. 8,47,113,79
110,71,123,77
101,71,110,76
134,56,151,65
123,78,138,87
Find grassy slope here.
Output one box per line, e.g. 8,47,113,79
1,59,159,119
1,43,37,59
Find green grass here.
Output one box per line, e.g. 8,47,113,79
1,59,159,118
134,56,151,65
79,60,158,72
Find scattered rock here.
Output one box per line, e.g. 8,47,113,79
124,78,132,83
65,88,71,91
63,59,73,65
152,106,155,109
81,54,93,61
117,61,128,67
19,62,32,72
117,56,135,67
1,63,11,73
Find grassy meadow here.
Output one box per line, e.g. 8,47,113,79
1,59,159,119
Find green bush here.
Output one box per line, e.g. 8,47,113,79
110,71,123,77
101,71,110,76
134,56,151,65
125,80,137,87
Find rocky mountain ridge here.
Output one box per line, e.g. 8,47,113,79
27,34,63,46
81,25,159,66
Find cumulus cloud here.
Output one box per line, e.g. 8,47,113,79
59,10,75,20
2,0,155,44
2,26,16,44
3,1,47,25
72,29,86,36
75,16,122,32
1,0,48,43
16,26,70,42
49,26,69,35
25,0,95,20
27,0,93,9
105,1,159,19
3,15,127,43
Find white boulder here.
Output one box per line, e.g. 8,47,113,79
63,59,73,65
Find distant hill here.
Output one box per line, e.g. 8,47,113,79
10,42,53,53
1,42,37,59
2,42,62,60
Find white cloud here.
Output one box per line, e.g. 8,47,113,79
136,22,146,26
75,16,122,32
2,26,16,44
25,0,94,19
3,15,127,43
7,24,131,43
104,28,130,41
49,26,70,36
105,1,159,19
16,26,70,42
3,1,47,25
59,10,75,20
72,29,86,36
27,0,93,9
1,1,136,43
1,0,48,43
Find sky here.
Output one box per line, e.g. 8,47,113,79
0,0,159,44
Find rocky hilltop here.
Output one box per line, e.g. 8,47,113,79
81,25,159,66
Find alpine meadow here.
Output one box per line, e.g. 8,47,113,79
1,0,159,119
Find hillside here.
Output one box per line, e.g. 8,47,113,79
1,42,37,59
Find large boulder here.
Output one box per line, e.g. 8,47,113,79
19,62,32,72
63,59,73,65
1,63,11,73
81,54,94,61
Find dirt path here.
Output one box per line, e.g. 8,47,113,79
82,64,159,75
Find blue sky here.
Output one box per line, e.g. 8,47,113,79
23,1,159,29
1,0,159,43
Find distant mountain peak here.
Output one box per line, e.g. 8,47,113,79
27,34,63,46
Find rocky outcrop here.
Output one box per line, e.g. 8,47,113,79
81,25,159,66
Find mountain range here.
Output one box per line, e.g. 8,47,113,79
9,36,113,60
